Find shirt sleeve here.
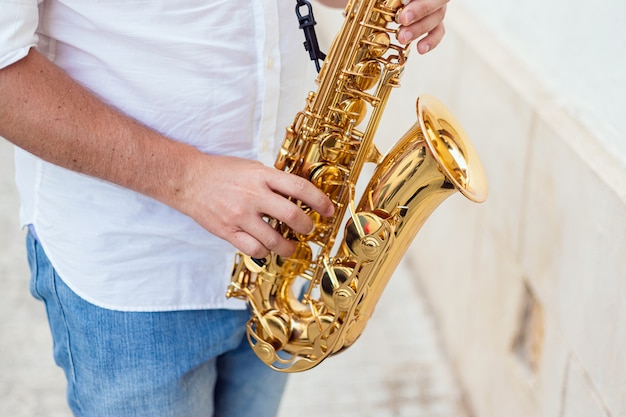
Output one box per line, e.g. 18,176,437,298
0,0,40,69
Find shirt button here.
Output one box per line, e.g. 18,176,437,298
261,140,269,151
267,57,274,69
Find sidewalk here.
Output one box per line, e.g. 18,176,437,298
0,139,469,417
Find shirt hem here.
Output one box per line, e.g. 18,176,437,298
29,222,248,313
56,273,247,313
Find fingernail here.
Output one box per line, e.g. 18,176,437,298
403,10,414,25
400,30,412,44
402,0,411,5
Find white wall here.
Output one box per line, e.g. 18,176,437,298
458,0,626,165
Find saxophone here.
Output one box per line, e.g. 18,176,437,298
227,0,488,372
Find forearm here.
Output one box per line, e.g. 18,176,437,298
0,49,200,210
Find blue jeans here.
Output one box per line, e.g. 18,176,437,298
26,231,287,417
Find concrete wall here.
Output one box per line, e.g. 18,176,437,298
313,2,625,416
457,0,626,167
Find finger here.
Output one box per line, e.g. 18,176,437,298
268,171,335,217
256,191,316,237
230,230,270,259
232,220,297,258
399,0,449,26
248,216,297,257
416,22,445,54
397,5,447,45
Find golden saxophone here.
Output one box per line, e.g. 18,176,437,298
227,0,488,372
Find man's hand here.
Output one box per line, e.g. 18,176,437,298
397,0,449,54
317,0,449,54
178,155,335,259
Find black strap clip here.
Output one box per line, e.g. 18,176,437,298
296,0,327,72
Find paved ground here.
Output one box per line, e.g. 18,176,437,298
0,139,469,417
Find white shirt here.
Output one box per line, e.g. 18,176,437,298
2,1,310,311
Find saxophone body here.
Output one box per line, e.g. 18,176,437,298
227,0,488,372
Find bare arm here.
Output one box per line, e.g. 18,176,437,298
0,50,194,204
0,49,334,258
